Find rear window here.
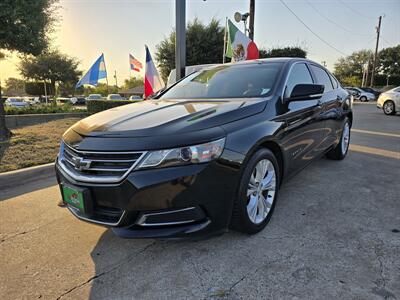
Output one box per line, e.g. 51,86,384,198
160,63,283,99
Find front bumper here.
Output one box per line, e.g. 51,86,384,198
56,153,243,238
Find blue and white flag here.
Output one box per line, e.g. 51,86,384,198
76,54,107,88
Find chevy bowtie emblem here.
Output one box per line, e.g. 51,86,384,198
71,156,92,171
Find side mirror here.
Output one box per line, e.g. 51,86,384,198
286,84,324,102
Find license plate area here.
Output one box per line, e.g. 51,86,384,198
61,185,91,213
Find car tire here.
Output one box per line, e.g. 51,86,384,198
326,117,351,160
360,96,367,102
230,148,280,234
383,100,396,115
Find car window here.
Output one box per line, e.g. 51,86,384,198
160,63,283,99
329,73,338,89
310,65,334,92
393,87,400,92
285,63,313,97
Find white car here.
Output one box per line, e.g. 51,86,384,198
57,97,78,105
5,97,30,108
106,94,125,100
377,86,400,115
346,87,375,102
86,94,103,101
167,64,218,87
128,95,142,101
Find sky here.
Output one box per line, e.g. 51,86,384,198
1,0,399,85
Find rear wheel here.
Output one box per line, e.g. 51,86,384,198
326,118,350,160
360,96,367,102
383,101,396,115
230,148,280,234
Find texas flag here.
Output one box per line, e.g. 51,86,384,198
144,45,164,98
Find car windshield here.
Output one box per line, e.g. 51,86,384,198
160,63,283,100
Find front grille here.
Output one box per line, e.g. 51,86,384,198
58,142,146,183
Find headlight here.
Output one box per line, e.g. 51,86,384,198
137,138,226,169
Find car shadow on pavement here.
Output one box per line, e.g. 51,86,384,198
0,170,57,201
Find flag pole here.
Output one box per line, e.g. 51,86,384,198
102,53,109,94
223,17,227,64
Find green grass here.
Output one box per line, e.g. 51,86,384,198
0,118,80,173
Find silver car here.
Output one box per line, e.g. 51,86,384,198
346,87,375,102
377,86,400,115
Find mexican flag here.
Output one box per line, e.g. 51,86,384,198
226,19,259,62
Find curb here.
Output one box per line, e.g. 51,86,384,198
0,163,55,190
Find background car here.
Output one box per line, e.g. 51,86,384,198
377,86,400,115
359,87,381,98
106,94,125,100
128,95,142,101
345,87,375,102
85,94,103,101
57,97,78,105
5,97,30,108
167,64,218,87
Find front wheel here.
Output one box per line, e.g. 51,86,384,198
230,148,280,234
360,96,367,102
326,118,351,160
383,101,396,115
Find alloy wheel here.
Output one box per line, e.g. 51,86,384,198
246,159,276,224
341,122,350,155
384,102,394,115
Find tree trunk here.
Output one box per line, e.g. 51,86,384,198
0,84,11,142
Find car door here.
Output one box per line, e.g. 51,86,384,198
309,64,341,150
278,62,325,175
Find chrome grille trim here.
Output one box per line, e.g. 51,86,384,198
58,141,147,184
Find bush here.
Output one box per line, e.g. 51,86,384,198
86,99,139,114
5,104,85,115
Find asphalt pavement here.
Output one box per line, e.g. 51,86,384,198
1,102,399,300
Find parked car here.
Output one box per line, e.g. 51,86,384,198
56,58,352,238
128,95,142,101
345,87,375,102
85,94,103,101
106,94,125,100
359,87,380,98
74,97,86,105
167,64,218,87
57,97,78,105
377,86,400,115
5,97,30,108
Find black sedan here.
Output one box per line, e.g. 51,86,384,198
56,58,352,238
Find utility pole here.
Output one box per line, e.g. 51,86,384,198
248,0,255,41
370,15,382,87
175,0,186,81
114,70,118,87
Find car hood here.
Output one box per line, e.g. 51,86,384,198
68,98,267,138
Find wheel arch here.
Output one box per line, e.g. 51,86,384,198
244,139,285,186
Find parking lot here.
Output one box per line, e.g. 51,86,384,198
0,103,399,300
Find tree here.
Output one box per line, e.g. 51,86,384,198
19,50,81,96
123,77,143,90
4,78,25,96
259,47,307,59
333,49,373,85
0,0,57,141
378,45,400,77
84,84,118,97
155,18,225,82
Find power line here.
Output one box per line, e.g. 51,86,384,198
306,0,373,37
338,0,376,20
279,0,348,56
